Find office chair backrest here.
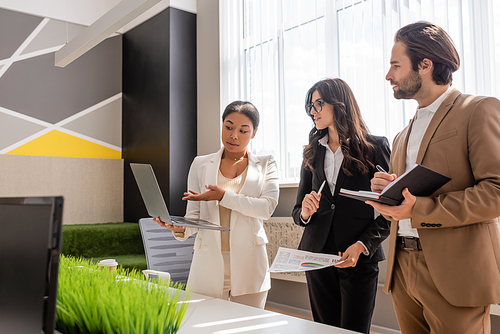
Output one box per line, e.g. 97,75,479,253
138,218,195,285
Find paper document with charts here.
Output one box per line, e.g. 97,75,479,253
268,247,345,273
339,164,451,206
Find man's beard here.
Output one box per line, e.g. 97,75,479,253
392,70,422,99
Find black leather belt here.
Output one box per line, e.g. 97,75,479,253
397,236,422,250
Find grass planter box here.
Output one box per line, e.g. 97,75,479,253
56,256,190,334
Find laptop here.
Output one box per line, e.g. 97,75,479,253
130,163,229,231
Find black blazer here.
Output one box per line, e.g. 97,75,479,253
292,134,391,263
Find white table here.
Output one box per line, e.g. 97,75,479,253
177,296,357,334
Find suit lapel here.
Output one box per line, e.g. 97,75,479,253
239,151,261,197
316,146,334,202
205,148,224,223
393,120,413,176
333,168,347,202
415,89,460,164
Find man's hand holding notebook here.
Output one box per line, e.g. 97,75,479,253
339,164,451,206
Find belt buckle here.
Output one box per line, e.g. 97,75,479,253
402,237,418,250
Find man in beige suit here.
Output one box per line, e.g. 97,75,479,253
368,21,500,334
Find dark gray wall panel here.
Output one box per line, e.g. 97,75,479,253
123,8,197,222
0,9,42,60
0,35,122,124
168,9,197,217
123,9,171,223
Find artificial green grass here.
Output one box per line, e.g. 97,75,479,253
56,256,190,334
62,222,144,258
62,222,147,272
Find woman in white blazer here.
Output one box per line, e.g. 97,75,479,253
154,101,279,309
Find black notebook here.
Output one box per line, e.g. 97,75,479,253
339,164,451,206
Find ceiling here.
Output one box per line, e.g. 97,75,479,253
0,0,197,33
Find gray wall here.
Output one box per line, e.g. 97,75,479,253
197,0,221,155
0,8,123,224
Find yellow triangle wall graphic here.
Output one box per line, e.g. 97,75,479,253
6,130,121,159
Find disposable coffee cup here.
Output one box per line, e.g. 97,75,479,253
98,259,118,271
143,270,170,284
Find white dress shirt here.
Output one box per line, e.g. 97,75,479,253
302,134,369,255
301,134,343,227
319,135,343,196
398,87,451,237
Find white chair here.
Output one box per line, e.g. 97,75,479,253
138,218,195,285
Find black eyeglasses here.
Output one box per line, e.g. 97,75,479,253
306,100,325,115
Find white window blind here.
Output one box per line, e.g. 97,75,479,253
220,0,500,184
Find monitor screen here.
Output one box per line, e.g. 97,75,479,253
0,197,63,334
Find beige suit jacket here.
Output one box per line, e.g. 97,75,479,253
384,89,500,307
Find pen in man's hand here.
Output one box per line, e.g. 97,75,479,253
376,165,388,174
317,180,326,195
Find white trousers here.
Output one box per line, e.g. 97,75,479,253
221,251,268,309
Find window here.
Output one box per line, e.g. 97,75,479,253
220,0,500,184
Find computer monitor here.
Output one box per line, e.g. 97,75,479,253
0,196,64,334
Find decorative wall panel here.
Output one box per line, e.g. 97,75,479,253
264,217,306,282
7,130,121,159
0,8,122,159
0,8,42,60
0,7,124,224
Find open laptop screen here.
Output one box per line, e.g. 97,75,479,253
0,196,63,334
130,163,228,231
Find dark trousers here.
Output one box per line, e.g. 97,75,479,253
306,262,379,334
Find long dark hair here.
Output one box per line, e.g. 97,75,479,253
303,78,373,176
395,21,460,85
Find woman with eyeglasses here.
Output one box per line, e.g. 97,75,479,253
154,101,279,309
292,78,390,333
